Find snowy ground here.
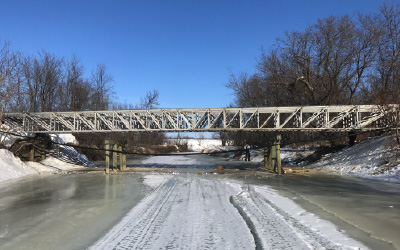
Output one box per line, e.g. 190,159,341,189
90,173,367,250
311,134,400,183
0,132,89,183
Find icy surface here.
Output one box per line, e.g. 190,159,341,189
90,175,256,250
141,155,198,166
91,174,367,250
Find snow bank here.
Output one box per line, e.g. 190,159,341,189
50,133,78,144
187,139,222,152
0,132,92,184
49,133,94,167
0,124,32,148
0,149,38,182
312,134,400,183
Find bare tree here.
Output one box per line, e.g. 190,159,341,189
367,4,400,105
228,14,381,108
24,51,63,112
226,72,267,107
91,63,114,110
59,55,92,111
0,41,22,123
111,100,135,110
138,89,160,109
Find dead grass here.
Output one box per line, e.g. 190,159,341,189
215,165,224,171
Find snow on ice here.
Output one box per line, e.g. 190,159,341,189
141,155,198,167
90,174,368,250
143,174,173,188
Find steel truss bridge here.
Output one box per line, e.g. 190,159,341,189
3,105,398,134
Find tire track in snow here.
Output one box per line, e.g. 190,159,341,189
230,185,356,250
90,175,255,250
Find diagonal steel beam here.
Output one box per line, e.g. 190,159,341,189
163,111,177,129
52,113,75,131
25,114,51,131
209,110,224,128
279,108,301,129
75,113,96,130
260,113,275,129
114,111,131,130
194,111,209,129
96,113,114,130
131,112,147,130
243,109,258,128
147,111,161,129
326,108,355,128
226,110,240,128
302,108,326,128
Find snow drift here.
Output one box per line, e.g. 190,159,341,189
311,134,400,183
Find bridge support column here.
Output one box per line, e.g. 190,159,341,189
105,141,111,174
264,147,272,171
105,140,127,173
113,144,118,171
122,153,127,170
119,145,127,171
271,143,277,172
265,135,283,174
276,135,283,175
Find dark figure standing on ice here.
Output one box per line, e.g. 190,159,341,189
244,144,251,161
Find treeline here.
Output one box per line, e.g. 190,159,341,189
225,3,400,147
0,42,161,117
0,47,116,120
227,4,400,107
0,42,167,156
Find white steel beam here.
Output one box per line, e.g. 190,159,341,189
2,105,396,133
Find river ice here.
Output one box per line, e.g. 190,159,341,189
90,173,367,250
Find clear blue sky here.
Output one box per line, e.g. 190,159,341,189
1,0,393,109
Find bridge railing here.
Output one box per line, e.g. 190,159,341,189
3,105,397,133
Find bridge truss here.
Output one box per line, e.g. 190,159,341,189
3,105,397,133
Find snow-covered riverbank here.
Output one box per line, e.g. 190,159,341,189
187,135,400,183
0,132,90,183
310,134,400,183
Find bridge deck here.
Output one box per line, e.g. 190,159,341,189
3,105,397,133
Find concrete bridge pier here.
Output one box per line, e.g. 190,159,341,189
264,135,283,175
105,140,127,174
119,145,127,171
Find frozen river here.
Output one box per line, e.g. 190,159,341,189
0,155,399,249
